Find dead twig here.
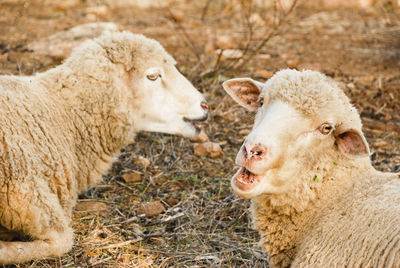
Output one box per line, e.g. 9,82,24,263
201,0,213,21
95,237,144,250
115,180,136,191
233,0,298,70
167,8,205,69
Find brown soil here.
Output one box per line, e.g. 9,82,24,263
0,0,399,267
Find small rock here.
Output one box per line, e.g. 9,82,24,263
222,114,234,121
135,156,151,169
193,143,207,156
249,13,265,26
287,58,300,68
165,197,179,206
193,129,210,143
357,0,375,8
239,129,251,136
347,83,356,90
280,53,289,60
105,0,169,8
278,0,296,11
85,13,97,21
321,0,370,8
194,142,222,158
150,169,160,175
216,35,234,49
219,140,227,146
170,9,184,22
117,254,131,264
256,54,272,61
51,0,81,11
86,5,110,18
254,70,274,79
218,49,243,60
137,201,165,217
122,171,142,183
297,63,321,72
75,201,107,214
87,251,99,258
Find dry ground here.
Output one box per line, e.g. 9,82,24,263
0,0,399,267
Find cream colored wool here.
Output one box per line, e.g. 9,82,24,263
227,70,400,267
252,156,400,267
0,31,200,264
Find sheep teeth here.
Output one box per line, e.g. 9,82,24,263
237,168,256,184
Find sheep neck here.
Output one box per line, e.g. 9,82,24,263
39,56,136,192
251,152,374,267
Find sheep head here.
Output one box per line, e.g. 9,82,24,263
223,69,370,199
97,31,209,139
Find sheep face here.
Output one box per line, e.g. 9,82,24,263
130,60,209,138
98,32,209,139
223,70,370,199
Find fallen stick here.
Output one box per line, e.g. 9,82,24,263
95,237,143,250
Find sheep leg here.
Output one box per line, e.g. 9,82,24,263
0,227,73,264
0,184,74,264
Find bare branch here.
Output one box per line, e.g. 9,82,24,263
167,8,205,69
234,0,298,71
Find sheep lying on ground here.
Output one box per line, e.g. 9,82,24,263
0,31,209,264
223,69,400,268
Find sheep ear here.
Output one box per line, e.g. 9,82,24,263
98,40,134,71
222,78,263,111
335,127,370,158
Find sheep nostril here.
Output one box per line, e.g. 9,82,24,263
200,101,209,111
252,150,263,156
248,145,266,159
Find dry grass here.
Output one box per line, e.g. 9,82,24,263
1,0,400,267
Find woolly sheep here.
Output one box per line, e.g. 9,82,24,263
222,69,400,267
0,31,209,264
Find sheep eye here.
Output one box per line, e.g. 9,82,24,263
259,96,265,107
319,123,334,135
147,73,161,81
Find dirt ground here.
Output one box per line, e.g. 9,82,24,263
0,0,399,267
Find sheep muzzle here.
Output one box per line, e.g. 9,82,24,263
233,167,261,192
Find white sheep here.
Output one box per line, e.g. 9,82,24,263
0,31,209,264
223,69,400,268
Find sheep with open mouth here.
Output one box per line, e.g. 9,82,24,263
0,31,209,264
223,69,400,268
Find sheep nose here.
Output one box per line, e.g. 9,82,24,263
243,144,267,160
200,101,209,111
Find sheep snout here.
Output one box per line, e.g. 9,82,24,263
200,101,209,112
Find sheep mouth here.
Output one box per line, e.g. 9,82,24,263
233,167,261,191
183,114,208,131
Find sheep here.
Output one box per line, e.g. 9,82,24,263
222,69,400,268
0,31,209,264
